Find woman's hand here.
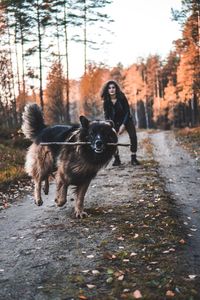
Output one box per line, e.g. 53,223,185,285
118,124,125,135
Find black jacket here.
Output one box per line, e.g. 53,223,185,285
103,93,131,129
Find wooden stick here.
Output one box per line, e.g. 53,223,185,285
107,143,130,146
40,142,90,145
40,142,130,147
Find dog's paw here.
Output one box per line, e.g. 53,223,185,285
75,209,88,219
55,198,66,207
35,199,43,206
43,187,49,195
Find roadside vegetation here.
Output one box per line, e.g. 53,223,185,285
174,127,200,162
0,128,31,209
0,129,27,184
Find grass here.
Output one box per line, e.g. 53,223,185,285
0,142,27,187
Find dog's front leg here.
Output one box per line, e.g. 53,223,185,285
75,181,91,218
55,175,68,207
34,179,43,206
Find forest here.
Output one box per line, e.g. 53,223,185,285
0,0,200,130
1,2,200,298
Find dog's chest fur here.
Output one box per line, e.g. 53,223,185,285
58,147,104,185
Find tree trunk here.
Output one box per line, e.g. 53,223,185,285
7,14,18,127
83,0,87,74
64,1,70,123
36,0,44,110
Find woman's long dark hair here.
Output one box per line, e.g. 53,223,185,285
101,80,123,101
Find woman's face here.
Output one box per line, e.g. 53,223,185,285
108,84,116,96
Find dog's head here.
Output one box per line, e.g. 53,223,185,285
79,116,118,157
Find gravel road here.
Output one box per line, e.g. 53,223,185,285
0,130,200,300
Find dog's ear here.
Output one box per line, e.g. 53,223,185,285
105,120,115,128
80,116,90,129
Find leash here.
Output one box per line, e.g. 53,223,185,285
40,142,131,147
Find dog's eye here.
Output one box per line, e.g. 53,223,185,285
86,133,95,141
88,131,96,138
85,135,90,141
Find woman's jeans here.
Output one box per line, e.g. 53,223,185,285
115,119,137,155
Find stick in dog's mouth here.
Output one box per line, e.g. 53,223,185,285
40,142,130,147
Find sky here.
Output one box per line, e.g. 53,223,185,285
69,0,183,79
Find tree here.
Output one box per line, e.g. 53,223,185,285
0,49,17,128
172,0,200,126
45,61,66,124
79,62,108,118
70,0,113,73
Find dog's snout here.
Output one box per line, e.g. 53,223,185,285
95,140,103,148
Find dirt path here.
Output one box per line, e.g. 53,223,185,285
150,131,200,274
0,131,200,300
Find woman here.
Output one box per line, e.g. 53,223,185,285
101,80,140,166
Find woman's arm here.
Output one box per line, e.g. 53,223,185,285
121,93,131,125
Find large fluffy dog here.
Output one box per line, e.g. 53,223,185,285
22,104,118,217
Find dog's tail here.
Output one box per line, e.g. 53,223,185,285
21,103,46,141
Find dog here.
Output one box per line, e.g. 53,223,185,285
22,103,118,218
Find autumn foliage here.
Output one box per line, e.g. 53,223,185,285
0,0,199,129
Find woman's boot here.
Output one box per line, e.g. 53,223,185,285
131,154,140,166
112,155,121,166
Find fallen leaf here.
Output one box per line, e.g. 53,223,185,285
117,236,125,241
3,203,9,209
130,252,137,257
79,295,88,300
179,239,186,244
92,270,100,275
106,277,113,283
82,270,90,274
107,268,114,275
142,224,149,228
86,284,96,289
166,290,175,297
114,271,124,277
123,259,130,262
139,199,144,202
188,275,197,279
133,290,142,298
87,254,94,258
123,288,130,293
169,248,175,252
103,252,116,260
149,261,158,264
